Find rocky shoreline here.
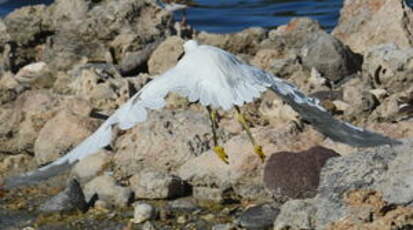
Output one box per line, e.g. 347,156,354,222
1,0,413,229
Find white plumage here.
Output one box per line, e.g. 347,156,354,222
4,40,400,188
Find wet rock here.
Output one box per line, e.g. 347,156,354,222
132,202,157,224
235,203,280,230
71,150,112,184
39,179,88,213
273,199,317,230
83,174,132,208
332,0,413,54
196,27,267,55
34,109,99,165
263,146,340,201
148,36,185,75
113,110,219,177
301,32,362,81
363,43,413,92
129,169,190,199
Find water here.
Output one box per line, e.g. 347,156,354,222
1,0,413,34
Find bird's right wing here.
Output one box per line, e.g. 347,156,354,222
260,71,401,147
3,67,188,189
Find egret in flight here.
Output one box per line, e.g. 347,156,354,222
4,40,400,188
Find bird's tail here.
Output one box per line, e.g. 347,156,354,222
266,75,401,147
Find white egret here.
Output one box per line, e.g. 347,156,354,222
3,40,400,188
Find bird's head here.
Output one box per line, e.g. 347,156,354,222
183,40,199,52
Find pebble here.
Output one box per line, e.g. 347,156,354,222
235,203,280,230
142,221,157,230
168,199,200,212
177,215,187,224
212,223,237,230
132,202,156,224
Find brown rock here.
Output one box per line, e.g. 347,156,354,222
34,109,99,165
263,146,340,200
196,27,267,55
332,0,413,54
148,36,185,75
326,190,413,230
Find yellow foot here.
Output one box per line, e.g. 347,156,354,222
213,146,229,164
254,145,265,162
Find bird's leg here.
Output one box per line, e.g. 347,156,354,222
207,106,229,164
234,106,265,161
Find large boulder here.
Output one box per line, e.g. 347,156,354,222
332,0,413,54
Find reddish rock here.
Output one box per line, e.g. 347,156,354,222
263,146,340,200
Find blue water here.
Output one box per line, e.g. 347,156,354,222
1,0,413,34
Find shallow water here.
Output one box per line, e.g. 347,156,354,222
0,0,413,33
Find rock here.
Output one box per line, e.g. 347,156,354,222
301,32,362,81
341,77,374,119
362,43,413,92
235,203,280,230
0,90,59,155
83,174,132,208
273,137,413,229
113,110,222,177
142,221,157,230
148,36,185,75
273,199,317,230
258,92,300,128
129,169,190,199
132,202,157,224
34,109,99,165
251,49,284,71
193,187,226,203
70,64,132,111
212,223,237,230
263,146,340,201
196,27,267,55
38,179,88,213
326,190,413,230
332,0,413,54
168,199,200,212
14,62,54,89
71,150,112,184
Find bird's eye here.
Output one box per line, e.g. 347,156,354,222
177,52,185,61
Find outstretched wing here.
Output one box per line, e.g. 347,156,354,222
3,67,189,188
243,65,401,147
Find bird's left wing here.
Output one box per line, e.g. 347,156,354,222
3,67,189,188
239,64,401,147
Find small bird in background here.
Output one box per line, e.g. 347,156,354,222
3,40,401,189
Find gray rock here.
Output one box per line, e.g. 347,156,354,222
301,32,362,81
273,199,317,230
129,169,190,199
235,203,280,230
212,223,237,230
132,202,157,224
193,187,225,203
263,146,340,201
83,174,132,208
39,179,88,213
168,199,200,212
